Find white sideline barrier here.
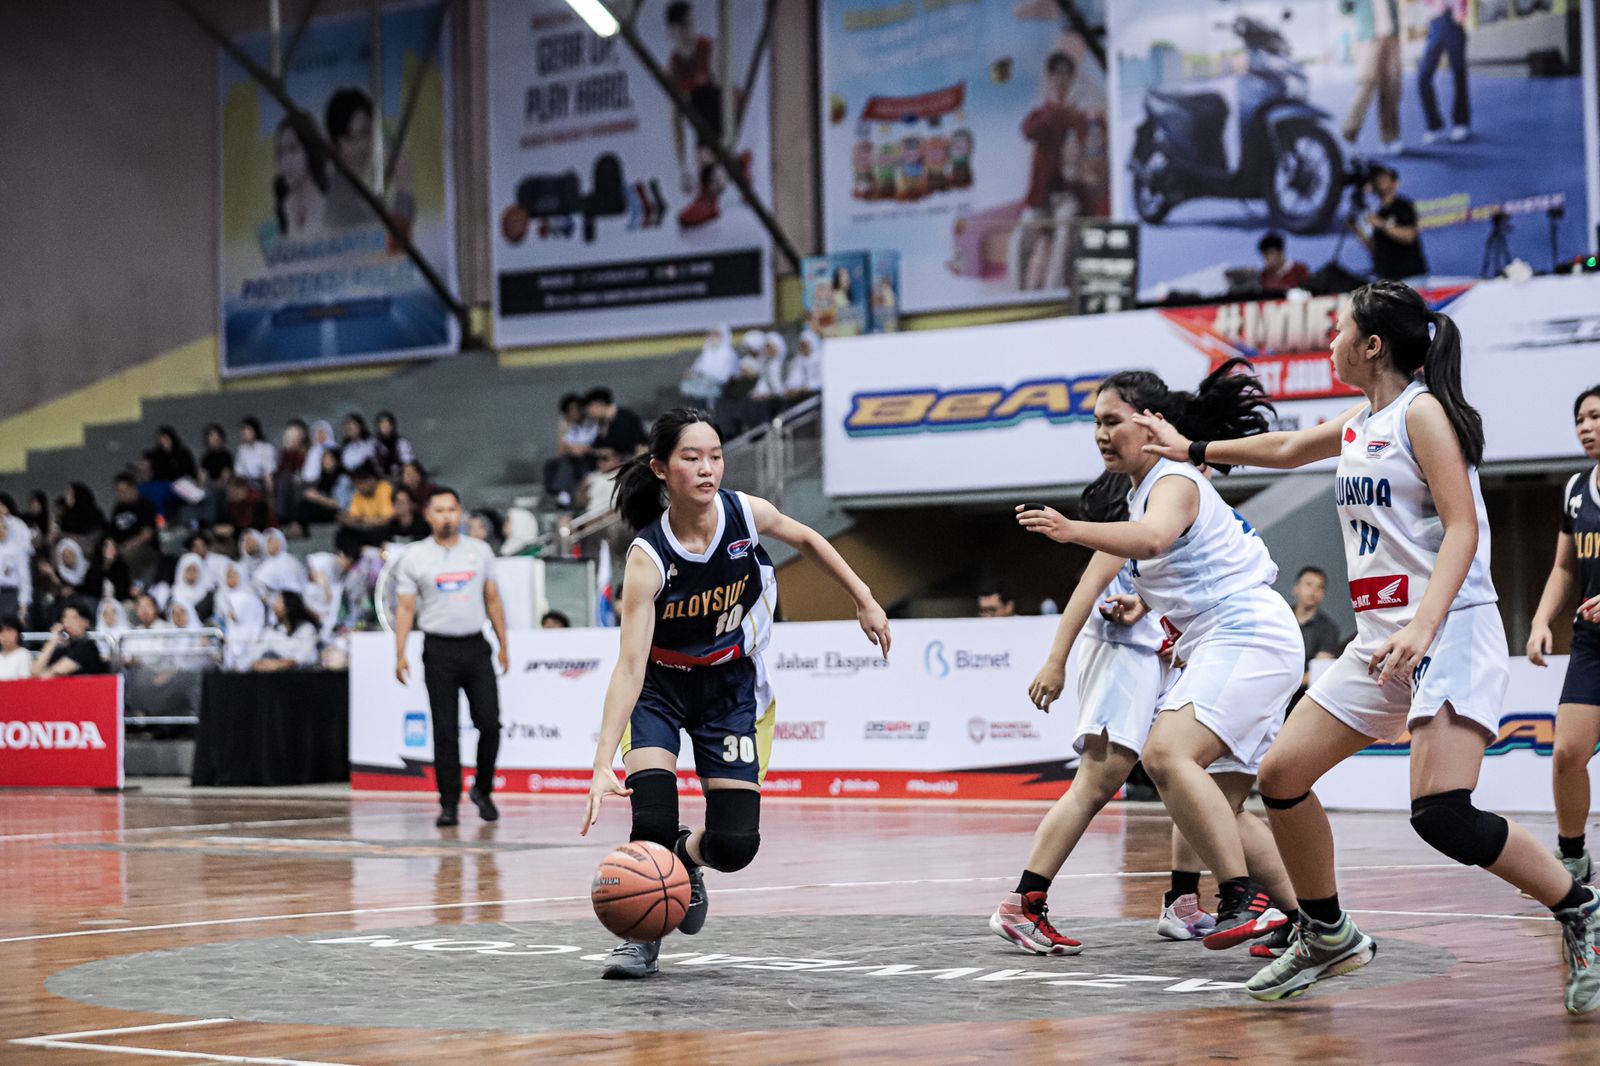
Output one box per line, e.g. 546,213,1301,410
349,618,1587,809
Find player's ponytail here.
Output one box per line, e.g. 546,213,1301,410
1076,470,1131,523
1176,357,1274,473
612,407,719,530
1350,281,1484,466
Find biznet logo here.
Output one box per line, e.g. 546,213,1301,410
1,720,109,750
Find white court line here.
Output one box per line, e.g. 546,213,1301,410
0,816,355,845
0,861,1484,946
9,1017,362,1065
1350,908,1556,923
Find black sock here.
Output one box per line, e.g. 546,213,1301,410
1299,894,1342,925
1165,870,1201,906
674,828,701,871
1217,876,1251,903
1016,870,1052,897
1553,879,1591,914
1559,834,1587,860
1280,908,1300,925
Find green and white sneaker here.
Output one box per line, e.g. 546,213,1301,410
1556,887,1600,1016
1245,914,1377,1002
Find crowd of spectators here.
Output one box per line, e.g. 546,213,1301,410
679,324,824,437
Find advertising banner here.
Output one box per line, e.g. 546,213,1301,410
1110,0,1592,293
487,0,773,346
822,272,1600,498
819,0,1111,312
350,617,1093,801
0,676,124,789
218,4,458,376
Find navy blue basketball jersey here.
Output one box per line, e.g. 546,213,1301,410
630,489,777,667
1563,468,1600,635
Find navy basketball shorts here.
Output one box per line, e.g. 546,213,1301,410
623,658,773,784
1559,627,1600,708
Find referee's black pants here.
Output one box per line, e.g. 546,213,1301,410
421,633,502,806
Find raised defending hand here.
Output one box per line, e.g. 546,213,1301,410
1028,659,1066,712
858,599,892,661
1101,593,1149,627
1131,410,1192,462
1016,504,1075,543
580,765,633,836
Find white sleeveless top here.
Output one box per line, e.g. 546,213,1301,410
1087,564,1164,653
1335,379,1496,636
1125,458,1279,626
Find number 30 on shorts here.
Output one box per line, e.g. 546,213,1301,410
722,735,756,763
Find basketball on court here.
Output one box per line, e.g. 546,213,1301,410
592,841,691,939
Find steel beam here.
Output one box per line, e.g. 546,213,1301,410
1054,0,1105,70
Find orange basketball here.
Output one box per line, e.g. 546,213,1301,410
591,840,691,940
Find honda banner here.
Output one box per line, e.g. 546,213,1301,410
822,272,1600,498
350,620,1579,809
0,677,124,789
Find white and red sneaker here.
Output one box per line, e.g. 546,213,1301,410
1156,893,1217,941
989,891,1083,956
1203,882,1288,951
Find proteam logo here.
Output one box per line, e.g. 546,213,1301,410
844,373,1106,437
0,720,108,750
434,571,475,592
524,657,601,679
1366,439,1392,457
1360,714,1570,757
726,538,752,560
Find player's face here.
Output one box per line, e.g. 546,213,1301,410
427,494,461,538
1576,394,1600,459
659,422,723,507
1294,572,1326,610
1091,388,1148,474
1329,306,1375,388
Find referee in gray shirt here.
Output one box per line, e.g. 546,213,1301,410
394,488,510,827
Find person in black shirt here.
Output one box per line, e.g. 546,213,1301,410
109,473,160,584
1351,164,1427,280
199,424,233,485
383,487,431,543
586,387,648,457
1290,565,1342,688
31,601,109,677
58,482,106,542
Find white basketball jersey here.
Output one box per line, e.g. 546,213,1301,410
1335,380,1496,637
1087,565,1164,653
1125,458,1279,627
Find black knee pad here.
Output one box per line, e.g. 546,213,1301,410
627,768,679,850
1409,789,1508,868
1261,791,1311,811
699,788,761,872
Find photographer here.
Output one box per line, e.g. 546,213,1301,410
1349,163,1427,280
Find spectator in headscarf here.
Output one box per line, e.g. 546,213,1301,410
54,538,92,596
253,590,322,670
340,413,377,472
185,530,232,589
302,420,335,481
501,507,540,557
171,552,216,620
303,552,345,640
254,529,307,597
784,328,824,405
373,411,417,479
238,529,268,579
96,597,130,636
217,562,267,670
681,323,740,407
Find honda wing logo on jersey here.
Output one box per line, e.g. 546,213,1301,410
1350,575,1409,612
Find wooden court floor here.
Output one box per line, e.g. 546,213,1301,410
3,787,1598,1065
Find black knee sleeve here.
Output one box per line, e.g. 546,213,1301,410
1261,791,1311,810
1409,789,1508,868
627,768,680,850
699,788,761,872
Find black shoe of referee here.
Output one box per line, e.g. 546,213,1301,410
468,785,499,822
436,806,459,828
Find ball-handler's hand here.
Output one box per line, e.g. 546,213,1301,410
1101,593,1149,626
1028,660,1065,712
581,766,633,836
1016,504,1074,543
858,599,891,661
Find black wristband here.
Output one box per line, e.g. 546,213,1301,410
1188,439,1209,466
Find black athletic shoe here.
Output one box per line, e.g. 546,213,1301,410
1203,881,1287,951
435,807,459,828
468,785,499,822
676,826,708,935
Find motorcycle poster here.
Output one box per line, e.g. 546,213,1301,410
819,0,1114,314
1109,0,1592,295
487,0,773,346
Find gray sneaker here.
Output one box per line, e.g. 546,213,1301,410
1561,851,1594,886
676,827,708,936
600,938,660,980
1245,914,1377,1002
1556,887,1600,1016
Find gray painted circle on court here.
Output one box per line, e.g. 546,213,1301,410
46,916,1454,1031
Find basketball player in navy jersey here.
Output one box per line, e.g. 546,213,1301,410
580,408,891,979
1138,283,1600,1013
1527,385,1600,890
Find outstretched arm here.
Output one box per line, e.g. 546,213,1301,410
1132,404,1361,471
1029,550,1126,711
582,549,662,835
1017,477,1198,560
746,494,891,659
